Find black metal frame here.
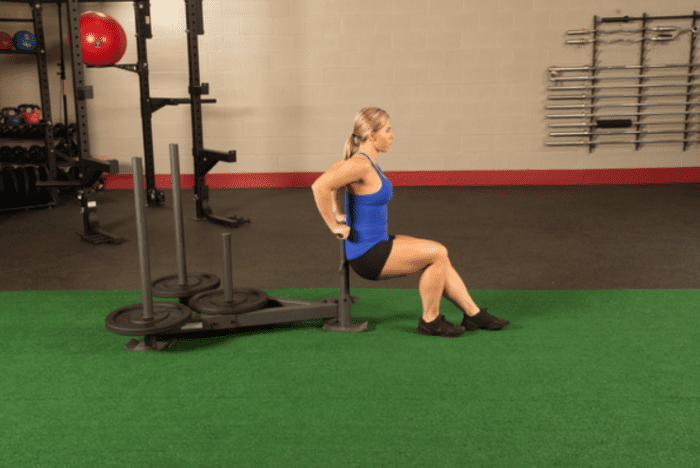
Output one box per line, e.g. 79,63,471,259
588,16,599,152
183,0,248,227
1,3,60,212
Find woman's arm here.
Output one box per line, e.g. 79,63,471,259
311,158,367,238
331,191,346,224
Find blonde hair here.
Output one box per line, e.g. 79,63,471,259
343,107,390,160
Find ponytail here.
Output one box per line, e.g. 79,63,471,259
343,107,389,161
343,134,360,161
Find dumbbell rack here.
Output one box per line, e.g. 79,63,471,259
546,12,700,152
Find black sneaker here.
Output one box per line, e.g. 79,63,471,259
417,314,466,337
461,308,509,330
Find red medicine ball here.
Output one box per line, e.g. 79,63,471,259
72,11,127,66
0,31,13,50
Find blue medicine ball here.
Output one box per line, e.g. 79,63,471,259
13,30,37,51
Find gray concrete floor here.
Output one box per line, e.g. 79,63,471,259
1,184,699,292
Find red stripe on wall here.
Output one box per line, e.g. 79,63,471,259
103,167,700,190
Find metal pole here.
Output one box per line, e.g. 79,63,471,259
551,73,700,82
169,144,188,286
550,63,698,72
132,157,154,321
567,36,674,45
567,26,676,35
549,83,697,91
547,111,700,119
635,13,650,151
338,186,351,328
57,4,70,139
550,121,697,128
550,129,700,137
589,15,599,151
546,139,700,146
222,233,233,302
601,14,700,22
547,102,699,110
684,11,699,150
549,92,700,100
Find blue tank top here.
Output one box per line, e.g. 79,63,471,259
344,153,393,260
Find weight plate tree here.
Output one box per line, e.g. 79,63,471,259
104,158,193,351
151,144,220,302
188,233,270,316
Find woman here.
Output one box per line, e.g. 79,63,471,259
312,107,509,337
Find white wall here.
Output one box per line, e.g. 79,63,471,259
1,0,699,178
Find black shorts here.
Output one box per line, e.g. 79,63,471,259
348,235,396,281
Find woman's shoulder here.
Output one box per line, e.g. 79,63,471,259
313,155,371,191
329,154,371,171
348,153,372,166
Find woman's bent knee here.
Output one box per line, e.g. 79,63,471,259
378,238,448,279
425,241,448,263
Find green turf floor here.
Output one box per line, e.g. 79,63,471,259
1,288,698,468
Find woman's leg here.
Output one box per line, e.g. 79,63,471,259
379,235,479,321
444,263,481,317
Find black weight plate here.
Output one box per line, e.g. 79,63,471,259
53,123,65,138
0,146,12,163
32,166,41,196
0,169,9,198
13,167,29,198
37,166,49,198
105,302,193,336
152,272,221,299
9,147,18,163
189,288,269,315
13,146,28,164
37,147,48,165
28,146,40,163
25,166,37,198
3,167,17,199
0,169,4,208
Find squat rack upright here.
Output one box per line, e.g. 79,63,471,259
68,0,250,239
103,0,249,228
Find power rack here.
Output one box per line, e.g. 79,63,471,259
0,0,248,245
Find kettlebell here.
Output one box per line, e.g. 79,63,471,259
19,104,41,124
2,107,22,126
